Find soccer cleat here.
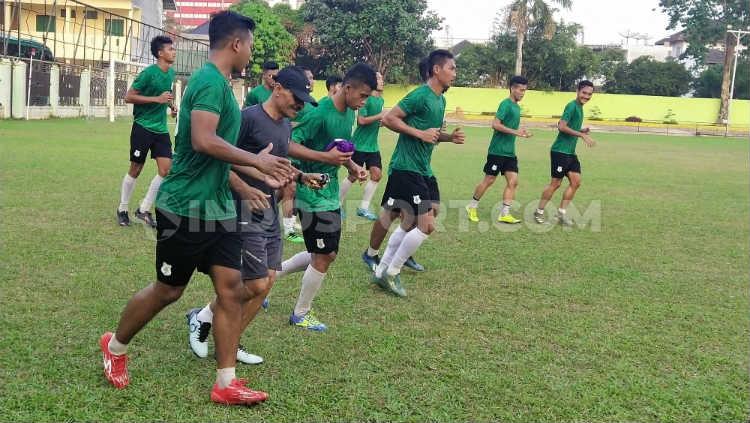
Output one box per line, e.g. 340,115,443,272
498,214,522,224
534,210,546,224
210,379,268,406
356,208,378,221
100,332,129,389
362,250,380,272
383,273,407,297
556,212,575,227
465,205,479,222
404,256,425,272
289,311,327,331
134,208,157,228
186,308,211,358
117,210,130,227
237,344,264,365
261,297,269,311
284,232,304,244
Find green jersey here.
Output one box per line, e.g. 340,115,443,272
292,97,355,212
352,95,384,153
389,84,446,177
551,100,584,155
244,84,272,107
156,62,241,221
488,98,521,157
131,64,175,134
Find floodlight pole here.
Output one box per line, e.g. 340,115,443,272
726,29,749,134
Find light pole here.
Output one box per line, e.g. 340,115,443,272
726,26,750,133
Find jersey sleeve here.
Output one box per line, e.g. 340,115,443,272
291,107,322,146
130,67,152,92
358,97,373,118
244,90,257,107
397,89,425,116
192,81,224,115
496,100,510,122
560,101,576,123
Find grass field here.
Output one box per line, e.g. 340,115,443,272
1,118,748,422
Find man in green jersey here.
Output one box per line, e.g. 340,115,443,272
275,63,376,331
534,80,596,226
244,60,278,107
339,71,385,221
117,36,177,228
465,75,532,224
99,11,295,406
370,50,465,297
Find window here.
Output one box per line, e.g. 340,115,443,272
105,19,124,36
60,9,77,18
85,10,98,19
35,15,56,32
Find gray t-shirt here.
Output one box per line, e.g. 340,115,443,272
232,105,291,235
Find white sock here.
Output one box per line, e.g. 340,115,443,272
119,174,136,212
277,251,312,279
468,198,479,208
339,178,353,204
359,180,378,210
283,217,296,234
139,174,163,212
387,229,429,276
501,203,511,216
216,367,236,389
375,226,407,278
536,208,545,215
558,208,566,215
197,303,213,323
293,265,325,317
367,247,379,257
108,334,128,355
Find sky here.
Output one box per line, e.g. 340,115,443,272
427,0,676,46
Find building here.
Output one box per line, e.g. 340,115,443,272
655,31,726,65
266,0,305,8
167,0,239,29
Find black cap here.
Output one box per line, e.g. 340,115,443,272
274,66,317,106
262,60,279,70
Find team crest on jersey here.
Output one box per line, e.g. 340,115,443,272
160,262,172,276
134,150,141,157
491,165,498,171
387,197,395,206
316,238,325,249
557,166,563,173
413,195,422,205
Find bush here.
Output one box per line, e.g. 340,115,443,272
625,116,642,122
589,106,604,121
663,108,678,125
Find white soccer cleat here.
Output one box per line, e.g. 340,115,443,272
186,308,210,358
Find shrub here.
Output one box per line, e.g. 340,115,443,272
625,116,642,122
663,108,678,125
589,106,603,121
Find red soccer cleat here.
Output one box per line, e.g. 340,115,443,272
99,332,129,389
210,379,269,405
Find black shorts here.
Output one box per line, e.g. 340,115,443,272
155,208,242,286
351,151,382,170
381,170,440,216
130,122,172,164
297,209,341,254
550,151,581,179
483,154,519,176
240,232,282,280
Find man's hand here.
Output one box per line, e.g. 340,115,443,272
518,128,532,138
301,173,326,190
419,128,441,144
349,164,368,182
581,127,591,134
255,143,295,181
156,91,174,104
582,134,596,147
169,104,178,118
238,185,272,211
322,148,353,166
450,127,466,144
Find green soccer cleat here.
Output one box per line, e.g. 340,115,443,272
373,273,407,297
465,205,479,223
497,214,521,224
284,232,304,243
289,310,327,331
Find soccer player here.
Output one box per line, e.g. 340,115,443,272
324,75,342,99
186,66,324,364
275,63,376,331
244,60,278,107
534,80,596,226
339,71,385,221
117,35,177,228
371,50,465,297
465,75,532,224
99,11,295,406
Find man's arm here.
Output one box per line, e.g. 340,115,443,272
382,105,439,144
124,88,172,105
492,118,531,138
191,110,294,180
357,111,384,126
228,170,271,211
288,141,351,166
558,120,595,147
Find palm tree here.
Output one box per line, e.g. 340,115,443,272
507,0,572,75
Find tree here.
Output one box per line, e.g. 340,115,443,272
693,61,750,99
658,0,750,122
301,0,441,82
604,56,692,97
592,47,627,88
230,0,296,78
454,41,514,87
504,0,572,75
521,22,596,91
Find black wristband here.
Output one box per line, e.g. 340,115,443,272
296,173,303,183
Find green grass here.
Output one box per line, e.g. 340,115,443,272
1,118,748,422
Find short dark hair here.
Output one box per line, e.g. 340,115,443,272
427,49,454,77
509,75,528,87
343,63,377,90
150,36,173,59
578,80,594,90
418,57,429,82
325,75,343,91
262,60,279,71
208,11,256,50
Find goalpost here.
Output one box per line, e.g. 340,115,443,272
108,57,149,123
